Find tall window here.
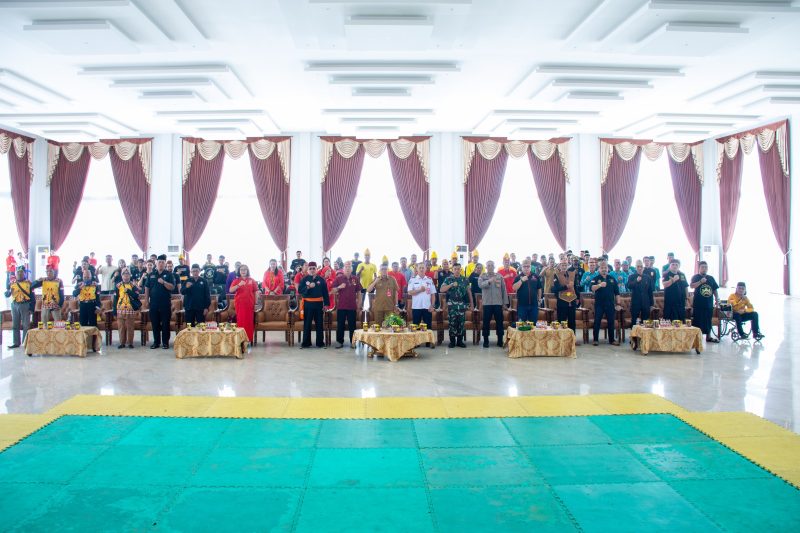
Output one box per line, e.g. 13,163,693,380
612,157,693,270
58,157,139,283
192,155,279,276
333,152,419,264
726,150,783,295
478,155,561,265
0,155,23,257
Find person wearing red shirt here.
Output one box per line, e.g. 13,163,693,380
388,261,407,307
497,253,517,294
88,252,98,267
46,251,60,277
262,259,284,295
6,250,16,286
230,264,259,342
318,257,335,292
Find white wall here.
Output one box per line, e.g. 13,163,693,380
18,130,797,295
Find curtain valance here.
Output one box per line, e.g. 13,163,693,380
182,137,291,185
461,137,571,184
715,120,789,181
319,136,430,183
599,139,704,185
47,138,152,186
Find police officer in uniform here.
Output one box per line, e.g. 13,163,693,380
181,264,211,327
591,261,620,346
145,254,175,349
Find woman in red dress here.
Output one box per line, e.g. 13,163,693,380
262,259,284,295
318,257,334,292
229,264,258,342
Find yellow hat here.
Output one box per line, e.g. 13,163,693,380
503,252,510,260
178,253,185,260
364,248,370,255
430,251,438,259
381,255,388,264
450,251,458,259
472,249,479,257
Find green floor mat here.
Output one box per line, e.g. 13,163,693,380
1,413,798,532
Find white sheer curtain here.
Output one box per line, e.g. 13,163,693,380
726,150,784,295
192,155,279,274
59,157,139,285
478,155,561,265
332,151,419,264
612,156,693,268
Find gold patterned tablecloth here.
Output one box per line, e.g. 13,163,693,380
353,330,436,362
505,327,576,358
25,327,102,357
174,328,249,359
630,325,703,356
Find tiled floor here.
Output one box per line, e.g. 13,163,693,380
0,293,797,433
1,413,798,532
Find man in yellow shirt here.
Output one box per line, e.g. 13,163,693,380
31,266,64,323
728,282,764,341
355,248,377,305
4,266,33,348
465,249,479,278
429,251,439,273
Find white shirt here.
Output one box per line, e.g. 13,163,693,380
408,275,435,309
96,264,116,292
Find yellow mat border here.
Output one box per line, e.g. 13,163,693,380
0,393,797,489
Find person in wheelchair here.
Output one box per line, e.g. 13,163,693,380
727,282,764,341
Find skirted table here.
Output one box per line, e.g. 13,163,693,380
174,328,250,359
630,325,703,356
505,327,577,358
353,329,436,362
25,326,102,357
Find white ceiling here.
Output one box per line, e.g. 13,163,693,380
0,0,798,142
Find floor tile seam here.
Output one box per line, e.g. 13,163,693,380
411,417,440,533
289,416,323,533
671,415,800,490
0,414,64,451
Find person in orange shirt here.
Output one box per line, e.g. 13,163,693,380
728,282,764,341
262,259,284,295
388,261,407,308
497,253,517,294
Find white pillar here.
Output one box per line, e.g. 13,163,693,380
28,136,50,278
700,138,721,251
428,132,464,256
146,134,178,256
287,132,318,259
574,134,601,254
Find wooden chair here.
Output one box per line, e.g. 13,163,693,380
616,293,632,341
254,295,292,345
139,295,184,345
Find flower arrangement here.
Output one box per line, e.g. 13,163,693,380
382,313,406,329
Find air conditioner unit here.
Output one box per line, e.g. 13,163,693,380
34,245,50,278
700,244,720,282
166,244,181,262
454,244,470,265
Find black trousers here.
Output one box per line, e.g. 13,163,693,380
150,303,171,346
692,306,713,335
482,304,504,339
336,309,356,344
412,308,432,329
185,308,205,327
78,302,97,327
663,298,686,321
734,312,760,336
556,301,576,333
302,301,325,347
630,300,650,325
593,301,615,342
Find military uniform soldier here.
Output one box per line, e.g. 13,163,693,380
440,263,473,348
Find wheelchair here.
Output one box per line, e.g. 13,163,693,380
716,302,752,342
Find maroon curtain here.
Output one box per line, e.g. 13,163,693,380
7,147,32,254
601,148,642,253
757,141,791,295
465,149,510,249
249,147,289,255
50,149,91,251
109,148,150,253
322,145,366,252
182,150,225,252
527,150,567,250
387,146,429,252
719,149,743,287
668,154,702,273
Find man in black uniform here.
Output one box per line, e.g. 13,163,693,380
290,251,306,273
591,261,620,346
181,264,211,327
173,255,190,293
627,260,654,325
298,262,329,348
145,254,175,349
690,260,719,342
642,256,660,291
662,260,688,321
73,269,101,326
214,255,229,303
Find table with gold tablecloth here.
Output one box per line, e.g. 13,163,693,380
353,329,436,362
25,327,102,357
174,328,249,359
630,325,702,356
505,327,576,358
